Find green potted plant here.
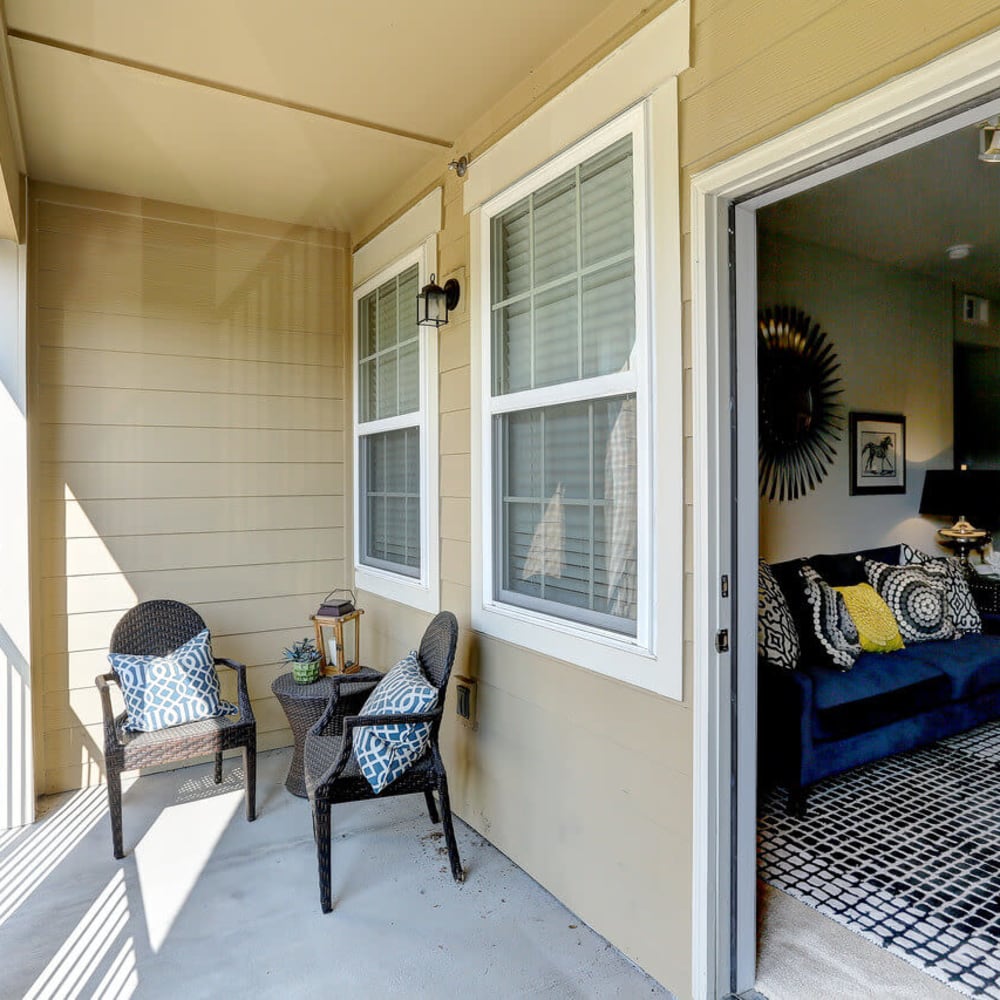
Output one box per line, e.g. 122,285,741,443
283,636,322,685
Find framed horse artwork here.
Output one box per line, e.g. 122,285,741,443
849,412,906,495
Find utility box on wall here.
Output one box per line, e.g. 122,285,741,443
454,675,478,730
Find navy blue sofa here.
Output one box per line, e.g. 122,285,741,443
758,544,1000,813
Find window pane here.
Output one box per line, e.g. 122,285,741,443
361,428,420,576
496,395,636,634
505,501,543,599
490,135,635,397
377,350,398,420
376,282,398,351
505,409,543,498
533,280,579,388
359,292,377,358
397,339,419,415
580,136,633,266
543,402,591,499
493,297,532,395
397,267,419,338
532,173,577,287
582,258,635,378
495,199,530,301
359,358,377,423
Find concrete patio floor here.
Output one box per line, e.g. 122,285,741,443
0,748,670,999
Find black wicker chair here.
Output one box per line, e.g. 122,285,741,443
95,599,257,859
305,610,463,912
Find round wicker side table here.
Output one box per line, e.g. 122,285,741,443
271,668,381,797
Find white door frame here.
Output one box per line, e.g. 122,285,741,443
691,29,1000,1000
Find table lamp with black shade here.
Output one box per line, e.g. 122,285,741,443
919,468,1000,561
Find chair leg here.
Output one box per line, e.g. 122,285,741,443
243,739,257,822
214,751,223,785
436,774,464,884
424,789,440,824
106,764,125,860
314,798,333,913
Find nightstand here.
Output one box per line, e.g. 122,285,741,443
968,573,1000,635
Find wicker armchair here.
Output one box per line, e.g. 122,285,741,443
95,599,257,859
305,610,463,913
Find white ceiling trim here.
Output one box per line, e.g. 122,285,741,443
7,27,453,150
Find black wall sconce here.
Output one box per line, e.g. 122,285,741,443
417,273,461,328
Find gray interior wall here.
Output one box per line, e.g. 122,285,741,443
757,229,954,562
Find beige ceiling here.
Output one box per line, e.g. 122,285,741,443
760,123,1000,300
5,0,616,234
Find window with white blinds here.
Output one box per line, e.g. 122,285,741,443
355,258,430,586
484,120,644,638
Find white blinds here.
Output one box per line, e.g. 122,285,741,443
357,263,422,577
489,135,638,635
358,265,419,421
491,135,635,396
361,428,420,576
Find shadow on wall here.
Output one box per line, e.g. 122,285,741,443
36,212,347,794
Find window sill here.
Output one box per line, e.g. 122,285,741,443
472,598,677,697
355,565,439,615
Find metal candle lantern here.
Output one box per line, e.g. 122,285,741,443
312,607,364,675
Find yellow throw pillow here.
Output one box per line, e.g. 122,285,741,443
833,583,905,654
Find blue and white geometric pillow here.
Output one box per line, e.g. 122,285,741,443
109,628,237,733
354,651,438,794
758,559,801,669
800,564,862,671
900,543,982,635
864,559,954,644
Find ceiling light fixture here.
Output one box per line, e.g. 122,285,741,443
978,117,1000,163
946,243,973,260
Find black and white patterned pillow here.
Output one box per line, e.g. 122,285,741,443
900,544,981,635
864,559,954,643
758,559,800,669
800,564,861,671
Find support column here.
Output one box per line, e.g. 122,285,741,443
0,237,31,829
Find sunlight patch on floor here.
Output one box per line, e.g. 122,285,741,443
134,781,242,952
0,787,106,928
22,869,137,1000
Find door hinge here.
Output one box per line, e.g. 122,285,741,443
715,629,730,653
721,575,729,598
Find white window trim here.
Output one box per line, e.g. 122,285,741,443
352,237,440,613
470,86,683,699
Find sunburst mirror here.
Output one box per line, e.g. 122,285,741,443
758,306,843,501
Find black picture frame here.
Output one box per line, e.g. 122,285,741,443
849,412,906,495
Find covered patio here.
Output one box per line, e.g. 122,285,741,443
1,747,668,998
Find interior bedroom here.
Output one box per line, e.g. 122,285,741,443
754,115,1000,999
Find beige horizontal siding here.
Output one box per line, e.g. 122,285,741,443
348,2,1000,998
30,182,348,794
34,311,339,366
39,495,343,538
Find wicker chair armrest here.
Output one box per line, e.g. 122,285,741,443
310,728,355,793
308,673,382,738
95,672,123,747
309,708,442,794
214,657,254,722
342,709,441,732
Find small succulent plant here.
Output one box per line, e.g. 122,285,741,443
283,637,321,663
284,636,322,684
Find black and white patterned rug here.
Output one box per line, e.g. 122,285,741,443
759,721,1000,998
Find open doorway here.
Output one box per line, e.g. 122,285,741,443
692,29,1000,1000
754,119,1000,999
